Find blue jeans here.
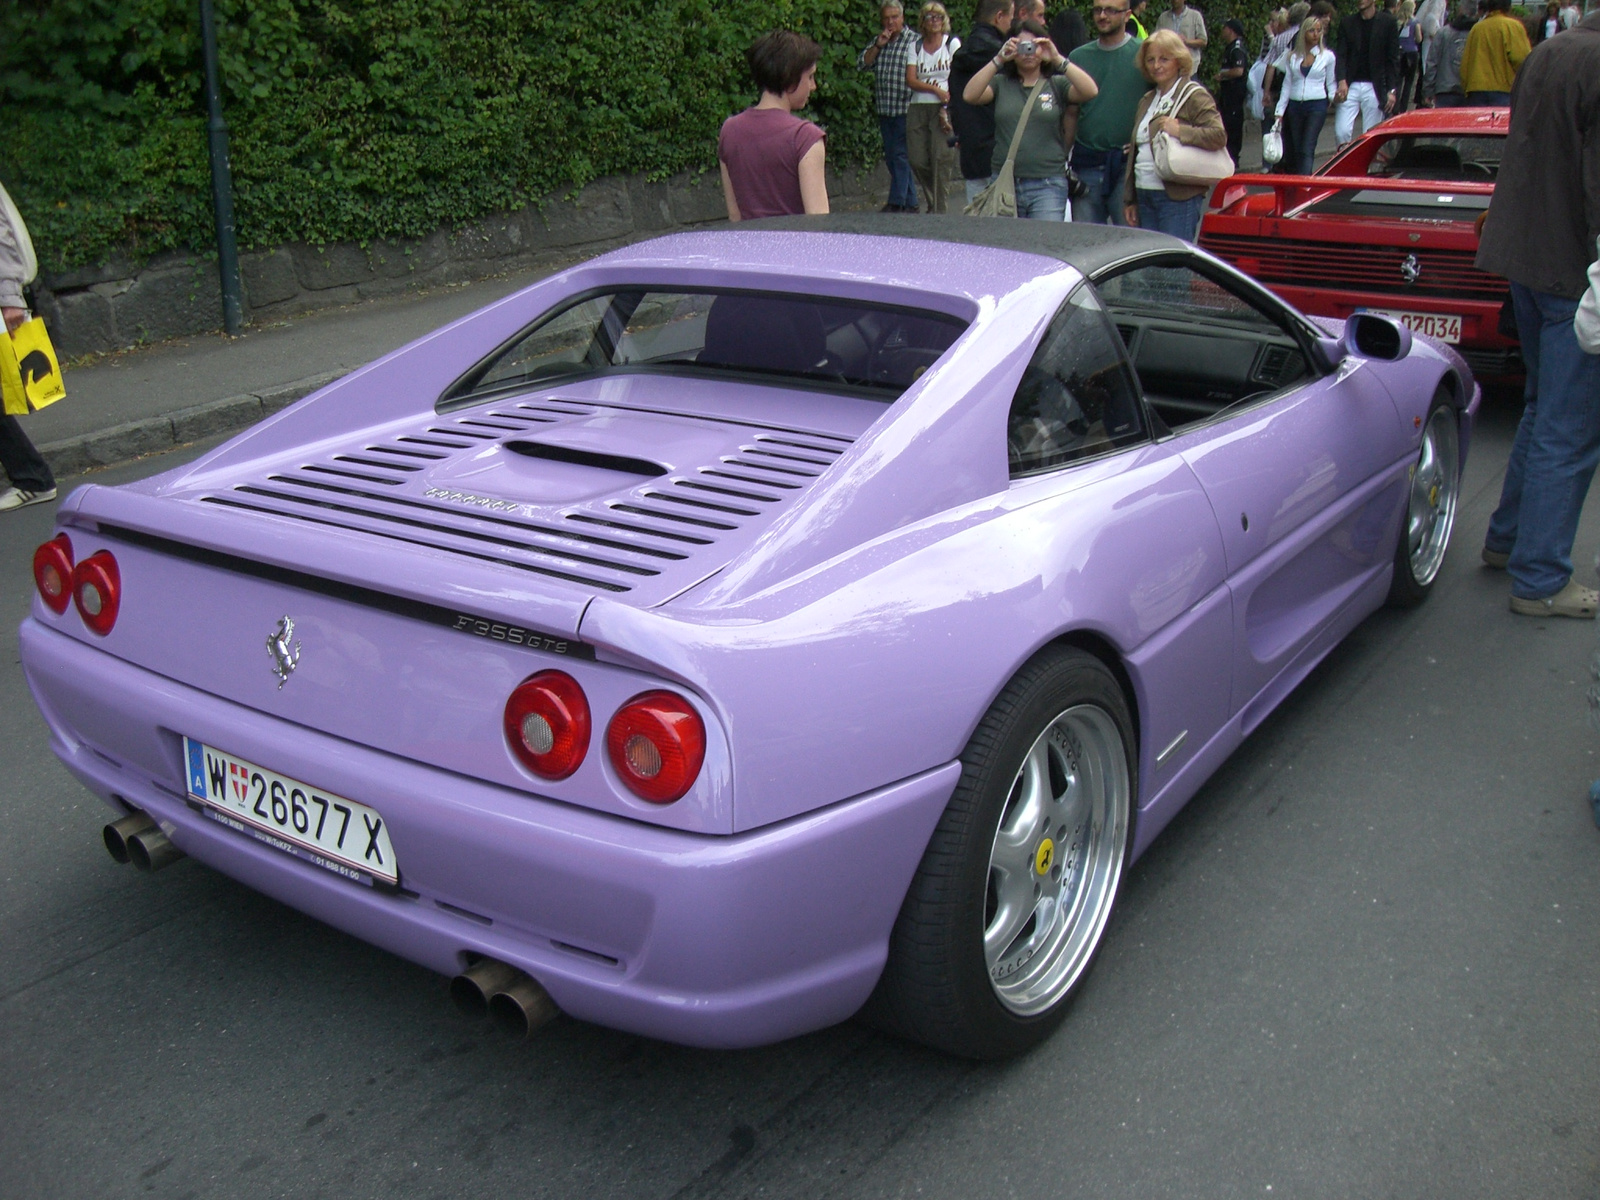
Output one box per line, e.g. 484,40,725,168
1433,93,1467,107
1016,175,1069,221
1282,99,1327,175
1135,187,1204,241
1465,90,1511,106
965,174,995,207
1486,283,1600,599
1070,146,1127,225
878,114,917,208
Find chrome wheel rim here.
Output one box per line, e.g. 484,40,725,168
985,705,1129,1016
1407,406,1460,587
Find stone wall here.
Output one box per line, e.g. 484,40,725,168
35,164,894,360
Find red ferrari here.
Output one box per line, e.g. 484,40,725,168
1199,108,1516,383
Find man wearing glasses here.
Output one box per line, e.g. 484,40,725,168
1066,0,1152,223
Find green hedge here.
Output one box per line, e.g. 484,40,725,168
2,0,1281,274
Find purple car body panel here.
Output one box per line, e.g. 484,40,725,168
20,223,1478,1047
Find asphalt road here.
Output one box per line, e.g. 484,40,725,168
3,394,1598,1200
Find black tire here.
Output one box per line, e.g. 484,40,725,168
1387,389,1460,609
862,646,1135,1059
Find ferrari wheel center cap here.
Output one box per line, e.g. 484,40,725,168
1034,838,1055,876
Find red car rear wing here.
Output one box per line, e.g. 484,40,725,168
1209,174,1496,217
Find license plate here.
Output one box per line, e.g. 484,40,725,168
183,738,398,885
1364,308,1462,344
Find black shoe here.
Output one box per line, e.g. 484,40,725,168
880,203,901,213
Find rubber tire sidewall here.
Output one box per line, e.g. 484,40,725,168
863,646,1136,1060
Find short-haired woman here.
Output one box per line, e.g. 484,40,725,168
906,2,960,212
1271,17,1336,174
961,20,1098,221
719,31,829,221
1120,29,1226,240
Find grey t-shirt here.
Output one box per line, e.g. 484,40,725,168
990,74,1076,179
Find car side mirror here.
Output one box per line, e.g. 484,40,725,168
1343,312,1413,361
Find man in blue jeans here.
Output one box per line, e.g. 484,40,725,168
859,3,922,212
1476,9,1600,617
1067,0,1150,224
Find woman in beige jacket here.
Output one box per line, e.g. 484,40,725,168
1120,29,1226,240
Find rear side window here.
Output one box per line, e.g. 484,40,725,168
441,289,967,407
1008,286,1147,476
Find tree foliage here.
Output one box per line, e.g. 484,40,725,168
2,0,1283,272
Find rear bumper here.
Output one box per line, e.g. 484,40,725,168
21,618,957,1048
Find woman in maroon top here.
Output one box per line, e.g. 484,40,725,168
719,31,830,220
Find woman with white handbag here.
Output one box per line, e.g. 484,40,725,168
1120,29,1228,240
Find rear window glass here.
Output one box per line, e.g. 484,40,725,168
443,289,968,404
1364,134,1504,180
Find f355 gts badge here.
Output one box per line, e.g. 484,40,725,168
267,616,301,688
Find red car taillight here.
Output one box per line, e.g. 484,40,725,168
72,551,120,636
503,671,590,779
607,691,705,804
32,534,73,614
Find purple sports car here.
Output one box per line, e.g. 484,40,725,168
21,216,1477,1058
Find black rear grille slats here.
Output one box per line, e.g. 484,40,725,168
201,496,632,592
266,475,689,560
231,484,661,577
1200,233,1507,302
223,407,858,592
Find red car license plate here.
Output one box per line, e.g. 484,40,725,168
1366,309,1462,344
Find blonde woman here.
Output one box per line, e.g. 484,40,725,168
906,2,961,212
1272,16,1337,174
1120,29,1226,239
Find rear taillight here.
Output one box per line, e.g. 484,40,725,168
72,551,121,636
32,534,73,614
503,671,590,779
607,691,705,804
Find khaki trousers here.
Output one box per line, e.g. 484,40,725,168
906,103,953,213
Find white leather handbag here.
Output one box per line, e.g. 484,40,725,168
1151,81,1237,186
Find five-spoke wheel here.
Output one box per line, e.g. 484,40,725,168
1389,392,1460,607
864,647,1133,1059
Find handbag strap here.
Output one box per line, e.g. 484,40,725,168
1000,79,1047,170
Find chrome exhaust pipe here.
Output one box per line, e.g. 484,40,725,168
449,958,521,1018
103,812,157,864
488,974,560,1039
127,823,185,872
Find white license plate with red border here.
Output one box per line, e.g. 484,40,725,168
1363,308,1463,344
183,738,398,885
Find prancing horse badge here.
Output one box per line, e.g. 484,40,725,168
267,616,301,688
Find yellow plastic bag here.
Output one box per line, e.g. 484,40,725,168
0,316,65,415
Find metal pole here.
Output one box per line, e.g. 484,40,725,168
199,0,243,334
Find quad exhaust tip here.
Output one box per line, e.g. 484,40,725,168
451,958,560,1038
103,810,185,872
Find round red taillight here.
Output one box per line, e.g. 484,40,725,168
32,534,73,614
503,671,590,779
606,691,705,804
72,551,120,636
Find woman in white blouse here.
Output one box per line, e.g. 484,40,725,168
1272,17,1337,175
906,2,961,213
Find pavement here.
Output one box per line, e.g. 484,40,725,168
32,115,1340,482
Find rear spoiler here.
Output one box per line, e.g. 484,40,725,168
1209,173,1496,217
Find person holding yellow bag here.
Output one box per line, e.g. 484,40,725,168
0,184,56,511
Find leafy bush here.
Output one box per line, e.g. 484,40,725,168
1,0,1278,273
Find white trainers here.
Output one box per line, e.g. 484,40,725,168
0,486,56,512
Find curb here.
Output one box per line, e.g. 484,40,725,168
39,369,350,479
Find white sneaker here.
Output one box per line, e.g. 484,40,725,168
0,486,56,511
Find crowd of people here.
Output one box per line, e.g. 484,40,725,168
717,0,1590,239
